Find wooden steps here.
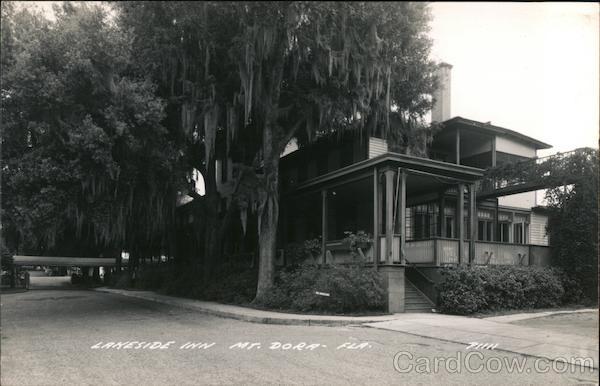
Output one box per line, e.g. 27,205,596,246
404,280,435,313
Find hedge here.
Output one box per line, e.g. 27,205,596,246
258,263,385,313
436,265,575,315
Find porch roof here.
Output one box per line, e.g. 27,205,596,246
286,151,484,196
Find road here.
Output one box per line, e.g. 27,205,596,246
1,280,598,385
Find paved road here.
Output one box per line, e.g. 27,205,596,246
1,288,598,385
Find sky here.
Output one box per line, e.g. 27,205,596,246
428,2,599,156
23,1,600,156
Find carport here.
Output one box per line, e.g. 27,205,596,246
12,255,117,267
6,256,117,290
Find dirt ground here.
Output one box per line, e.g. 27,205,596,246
510,312,599,339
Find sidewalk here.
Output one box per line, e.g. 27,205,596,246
365,313,598,369
96,287,598,369
94,287,401,326
482,308,598,323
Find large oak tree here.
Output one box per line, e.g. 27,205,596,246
118,2,437,301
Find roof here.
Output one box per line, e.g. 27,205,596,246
286,151,484,196
441,116,552,150
13,255,116,267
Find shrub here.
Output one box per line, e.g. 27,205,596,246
519,267,563,308
555,269,585,305
109,271,131,289
135,263,177,291
283,237,321,265
437,266,487,315
342,231,373,261
259,263,385,313
437,265,568,315
132,261,257,304
203,267,257,304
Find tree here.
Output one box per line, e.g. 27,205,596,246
117,2,437,301
1,3,183,265
545,148,598,301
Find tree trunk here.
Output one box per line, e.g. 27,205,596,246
202,156,222,283
254,125,280,302
252,27,286,303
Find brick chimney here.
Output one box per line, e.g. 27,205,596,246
431,62,452,123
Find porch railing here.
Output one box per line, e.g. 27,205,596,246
323,237,549,266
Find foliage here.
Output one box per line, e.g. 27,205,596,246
283,237,322,265
437,266,487,315
117,2,438,299
481,147,597,192
1,237,14,272
544,148,598,302
259,263,385,313
1,3,184,257
557,270,586,305
135,263,178,291
202,267,258,304
342,230,373,260
437,266,568,315
133,262,258,304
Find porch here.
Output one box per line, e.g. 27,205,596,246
281,151,550,268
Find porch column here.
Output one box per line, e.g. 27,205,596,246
321,189,327,265
384,169,395,264
491,136,497,167
457,183,465,264
373,168,379,269
399,170,407,265
455,128,461,165
469,183,477,264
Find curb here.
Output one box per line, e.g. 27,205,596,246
93,287,397,327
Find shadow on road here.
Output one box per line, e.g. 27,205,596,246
29,274,75,291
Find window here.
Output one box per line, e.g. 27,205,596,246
514,223,524,244
445,216,453,238
478,220,494,241
407,204,438,240
414,213,431,239
499,222,510,242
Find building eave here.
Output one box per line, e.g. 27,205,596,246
287,151,484,195
442,116,553,150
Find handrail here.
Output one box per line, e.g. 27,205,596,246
404,258,435,284
479,147,597,195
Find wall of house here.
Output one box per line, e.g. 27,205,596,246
368,137,388,158
498,191,537,209
495,136,537,158
529,211,549,246
461,138,493,158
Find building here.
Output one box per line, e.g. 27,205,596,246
277,63,555,312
